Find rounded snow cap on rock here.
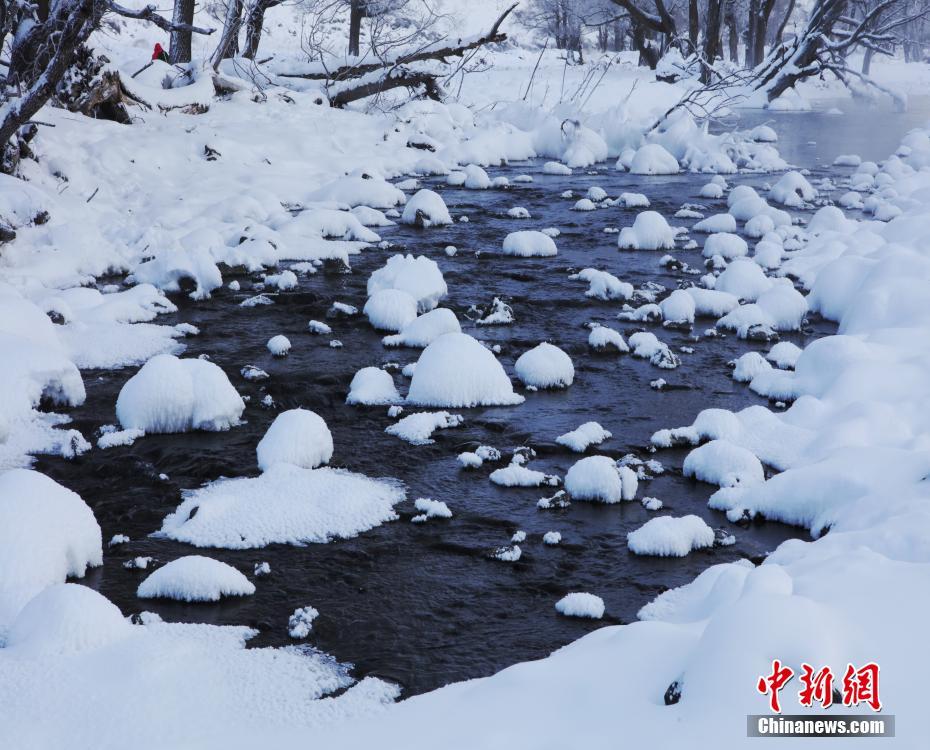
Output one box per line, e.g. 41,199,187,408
564,454,624,503
137,555,256,602
367,254,447,312
514,342,574,388
555,591,605,619
6,583,131,655
618,210,676,250
629,143,679,175
256,408,333,471
401,189,453,227
502,230,558,257
116,354,244,434
346,367,401,406
406,333,525,407
363,289,419,332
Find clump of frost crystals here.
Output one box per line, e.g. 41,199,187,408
556,422,611,452
288,605,319,638
514,342,574,389
626,515,715,557
555,592,605,619
256,409,333,471
406,333,524,407
385,411,463,445
618,211,676,250
116,354,244,434
156,464,404,548
400,189,452,227
137,556,255,602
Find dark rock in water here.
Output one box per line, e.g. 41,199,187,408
746,324,779,342
664,680,683,705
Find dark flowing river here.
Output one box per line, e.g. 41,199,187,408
35,97,926,696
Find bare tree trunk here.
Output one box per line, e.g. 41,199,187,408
862,46,874,73
349,0,366,57
211,0,244,66
774,0,796,42
689,0,700,50
244,0,280,59
702,0,723,82
725,0,739,60
169,0,195,63
746,0,759,65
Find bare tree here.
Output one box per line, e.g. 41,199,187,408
0,0,213,164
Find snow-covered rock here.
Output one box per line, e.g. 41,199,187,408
501,230,558,257
514,343,574,389
406,333,524,407
363,289,419,332
256,409,333,471
137,556,255,602
0,470,102,636
383,308,461,348
627,515,715,556
618,211,676,250
682,439,764,487
556,422,611,452
157,463,403,548
629,144,679,175
116,354,244,434
368,254,447,312
564,455,634,503
385,411,463,445
555,592,605,619
346,367,401,405
401,189,452,227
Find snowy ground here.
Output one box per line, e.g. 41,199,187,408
1,6,929,747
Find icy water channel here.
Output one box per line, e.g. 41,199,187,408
35,98,929,697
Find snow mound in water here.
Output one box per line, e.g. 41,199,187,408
683,439,764,487
256,409,333,471
693,214,736,233
116,354,244,434
686,287,739,317
555,592,605,619
702,232,748,260
514,342,574,388
543,161,571,175
627,515,715,557
406,333,524,407
557,422,611,452
383,308,461,348
308,174,406,208
401,189,452,227
619,192,650,207
363,289,419,332
570,268,633,300
714,258,772,301
386,411,463,445
367,254,447,312
564,455,636,503
463,164,491,189
137,556,255,602
157,463,404,548
660,289,696,325
588,325,628,352
629,144,679,175
767,341,802,369
501,230,558,257
0,470,102,637
769,171,817,207
618,211,676,250
267,334,291,356
346,367,400,405
5,583,129,655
